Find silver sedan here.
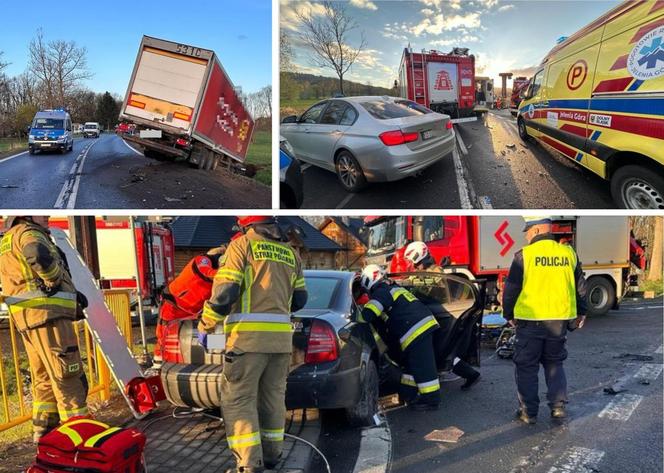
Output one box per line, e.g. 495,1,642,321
280,96,456,192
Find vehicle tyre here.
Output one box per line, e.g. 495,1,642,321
610,165,664,209
143,149,156,159
335,151,367,192
517,117,530,142
586,277,615,316
197,153,209,170
346,359,379,427
29,148,35,155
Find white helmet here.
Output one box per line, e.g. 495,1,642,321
404,241,429,266
360,264,385,291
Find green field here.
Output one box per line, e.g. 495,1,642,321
245,130,271,186
0,138,27,154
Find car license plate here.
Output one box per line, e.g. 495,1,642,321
41,143,51,147
422,130,433,140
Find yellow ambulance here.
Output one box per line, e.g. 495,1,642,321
517,0,664,209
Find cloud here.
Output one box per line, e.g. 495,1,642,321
280,1,327,31
430,34,480,47
411,12,481,35
350,0,378,10
497,4,514,12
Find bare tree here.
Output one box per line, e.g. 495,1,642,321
28,29,93,108
296,1,366,95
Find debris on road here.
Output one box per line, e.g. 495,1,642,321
424,427,465,443
0,185,19,189
604,385,627,395
614,354,654,362
164,196,183,202
506,143,516,149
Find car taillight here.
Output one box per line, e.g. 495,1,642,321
379,130,419,146
305,320,338,364
176,138,189,147
446,121,453,130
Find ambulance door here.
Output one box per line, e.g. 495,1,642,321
520,68,546,138
543,41,602,169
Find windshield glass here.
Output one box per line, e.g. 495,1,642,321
361,99,430,120
302,277,340,310
32,118,64,129
367,217,407,255
84,124,98,129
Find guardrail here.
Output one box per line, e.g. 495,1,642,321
0,290,133,434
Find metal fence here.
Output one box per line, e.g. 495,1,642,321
0,289,133,434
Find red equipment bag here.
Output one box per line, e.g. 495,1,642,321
31,418,145,473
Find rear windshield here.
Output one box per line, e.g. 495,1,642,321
32,118,64,129
360,99,431,120
302,277,341,310
84,124,98,129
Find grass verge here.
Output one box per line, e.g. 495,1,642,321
245,129,271,186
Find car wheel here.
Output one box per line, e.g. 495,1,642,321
610,165,664,209
586,277,615,316
517,117,530,142
29,148,35,155
346,359,379,427
335,151,367,192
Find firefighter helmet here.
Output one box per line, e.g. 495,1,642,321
237,216,274,227
404,241,429,266
360,264,385,291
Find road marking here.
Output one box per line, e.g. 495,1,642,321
0,150,28,163
656,345,663,354
352,418,392,473
121,137,144,156
634,363,663,380
53,140,98,209
336,193,355,209
546,447,605,473
479,195,493,209
451,146,474,209
598,393,643,421
455,128,468,155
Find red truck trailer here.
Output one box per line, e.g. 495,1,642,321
363,216,646,316
398,47,477,122
119,36,254,171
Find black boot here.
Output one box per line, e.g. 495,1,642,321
515,407,537,425
409,398,440,411
453,360,481,391
550,405,567,419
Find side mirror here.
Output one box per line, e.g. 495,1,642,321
281,115,298,124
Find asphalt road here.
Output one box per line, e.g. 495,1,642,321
312,299,663,473
298,109,617,210
0,134,270,209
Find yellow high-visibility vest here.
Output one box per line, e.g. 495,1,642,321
514,239,578,321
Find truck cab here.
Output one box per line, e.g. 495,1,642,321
28,109,74,155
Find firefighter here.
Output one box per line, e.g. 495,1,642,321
403,241,481,390
198,216,307,473
358,264,441,411
154,244,229,364
0,216,88,442
502,217,588,424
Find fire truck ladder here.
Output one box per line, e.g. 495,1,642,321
411,50,428,106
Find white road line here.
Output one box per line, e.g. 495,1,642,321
336,193,355,209
0,150,29,163
598,393,643,421
121,137,144,156
53,140,98,209
451,147,473,209
454,128,468,155
547,447,605,473
634,363,663,380
656,345,663,354
352,418,392,473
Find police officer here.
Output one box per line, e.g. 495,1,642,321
502,217,588,424
198,216,307,473
404,241,481,390
358,264,441,411
0,216,88,442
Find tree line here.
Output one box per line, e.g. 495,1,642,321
0,30,121,138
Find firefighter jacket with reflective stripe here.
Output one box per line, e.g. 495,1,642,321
360,281,439,352
0,223,78,331
503,234,587,321
201,228,307,353
162,254,219,316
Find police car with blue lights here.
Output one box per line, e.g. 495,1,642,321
28,109,74,155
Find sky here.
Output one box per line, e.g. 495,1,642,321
1,0,272,96
281,0,620,88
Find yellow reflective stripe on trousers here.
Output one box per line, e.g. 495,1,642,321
400,374,416,387
261,428,284,441
225,322,292,333
227,431,261,449
59,406,90,421
241,266,253,313
418,379,440,394
215,268,243,284
400,316,439,351
7,296,76,310
57,419,107,446
83,427,122,447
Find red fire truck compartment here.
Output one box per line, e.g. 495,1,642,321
399,48,476,120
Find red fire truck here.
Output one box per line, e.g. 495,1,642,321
363,216,645,316
398,47,477,122
509,76,530,117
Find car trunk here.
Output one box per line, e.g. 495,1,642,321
381,114,451,151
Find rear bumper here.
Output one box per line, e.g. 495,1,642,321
361,132,455,182
286,361,362,410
